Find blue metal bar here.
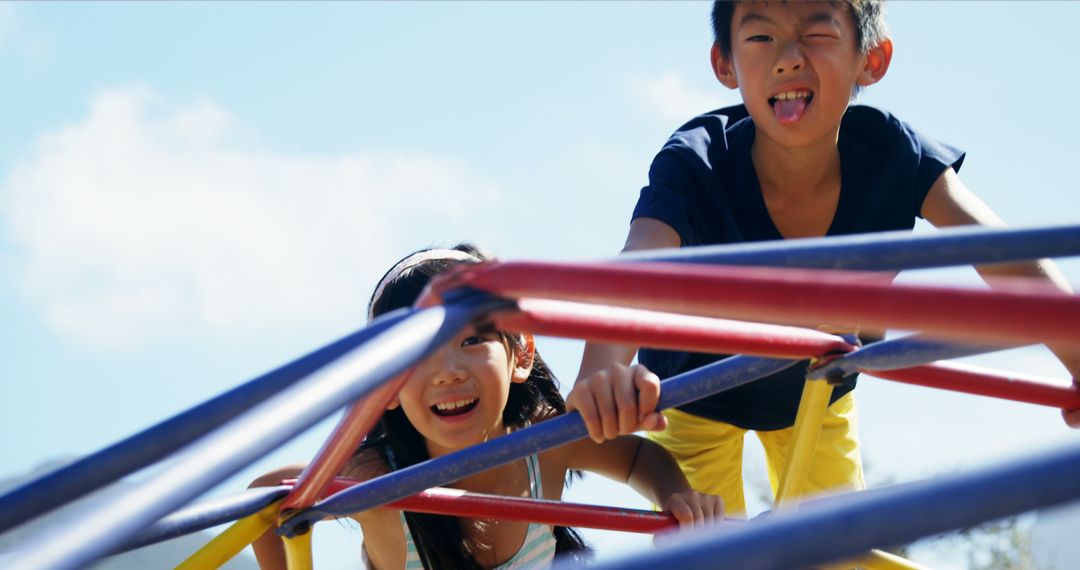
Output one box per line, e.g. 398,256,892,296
0,293,501,570
112,486,290,553
281,355,797,536
0,309,412,535
618,224,1080,270
807,335,1005,380
558,441,1080,570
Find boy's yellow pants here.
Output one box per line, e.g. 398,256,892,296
647,392,865,515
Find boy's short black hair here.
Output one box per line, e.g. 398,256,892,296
711,0,889,57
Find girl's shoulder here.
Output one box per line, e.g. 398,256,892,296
340,446,407,565
340,446,402,520
340,446,390,481
343,444,410,570
356,507,408,570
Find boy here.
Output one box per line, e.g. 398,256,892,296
567,0,1080,515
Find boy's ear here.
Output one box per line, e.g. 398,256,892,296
386,395,400,410
511,334,536,384
711,43,739,89
858,38,893,87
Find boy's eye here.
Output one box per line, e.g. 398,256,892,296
804,25,840,41
745,34,772,43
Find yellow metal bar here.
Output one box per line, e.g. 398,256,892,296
283,529,314,570
774,378,832,509
784,373,927,570
175,500,281,570
819,549,932,570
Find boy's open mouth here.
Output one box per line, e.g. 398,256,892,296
769,89,813,124
432,398,479,417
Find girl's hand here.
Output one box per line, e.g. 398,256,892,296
567,363,666,443
662,490,724,529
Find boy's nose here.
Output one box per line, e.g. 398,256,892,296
774,43,805,75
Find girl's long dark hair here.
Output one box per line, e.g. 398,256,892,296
357,243,591,569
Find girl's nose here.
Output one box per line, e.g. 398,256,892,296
430,347,467,385
774,42,805,75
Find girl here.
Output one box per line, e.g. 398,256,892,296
252,244,723,569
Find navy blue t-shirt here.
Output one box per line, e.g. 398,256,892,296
632,104,965,431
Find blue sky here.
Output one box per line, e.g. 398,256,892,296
2,2,1080,567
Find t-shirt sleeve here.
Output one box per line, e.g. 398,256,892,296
631,147,700,245
907,123,966,217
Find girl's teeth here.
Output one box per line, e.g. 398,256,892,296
436,399,477,411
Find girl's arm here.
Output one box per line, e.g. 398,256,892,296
248,452,399,570
562,434,723,528
922,167,1080,426
248,464,307,570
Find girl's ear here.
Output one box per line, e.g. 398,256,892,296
711,43,739,89
386,396,401,410
511,334,536,384
858,38,893,87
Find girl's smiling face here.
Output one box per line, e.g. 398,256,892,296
392,326,532,458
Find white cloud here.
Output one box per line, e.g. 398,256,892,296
1,87,502,348
629,72,739,124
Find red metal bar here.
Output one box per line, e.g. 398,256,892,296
284,288,451,510
280,375,410,511
433,261,1080,349
864,362,1080,409
495,298,855,359
390,488,678,534
282,478,679,533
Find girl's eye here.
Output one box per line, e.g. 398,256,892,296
461,333,495,347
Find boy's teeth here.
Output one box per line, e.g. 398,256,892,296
774,90,809,101
435,398,477,411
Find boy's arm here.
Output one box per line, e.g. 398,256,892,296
921,167,1080,426
569,218,682,442
921,168,1072,291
